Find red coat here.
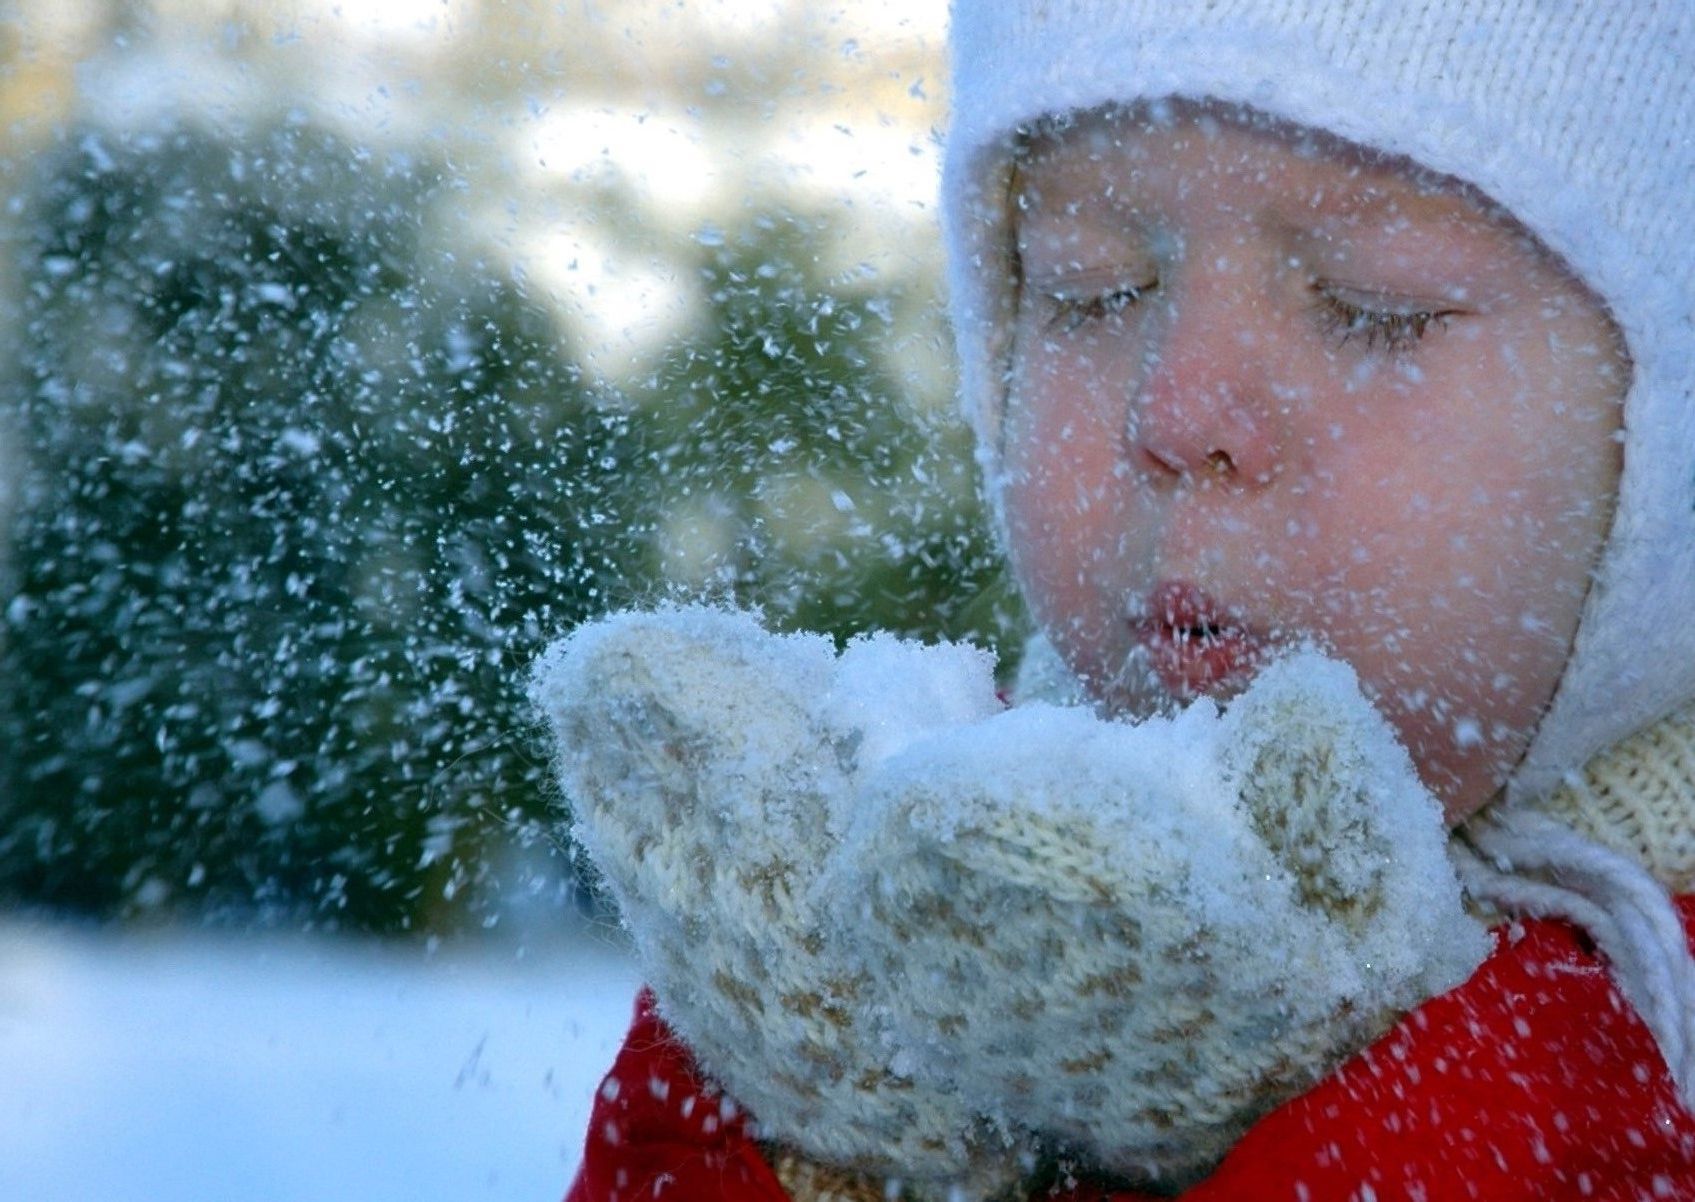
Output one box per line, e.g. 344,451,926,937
567,901,1695,1202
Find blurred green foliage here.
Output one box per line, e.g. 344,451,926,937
0,115,1015,933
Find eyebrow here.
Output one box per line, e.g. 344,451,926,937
1011,185,1150,247
1303,135,1521,219
1302,184,1399,216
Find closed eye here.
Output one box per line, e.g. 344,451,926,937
1045,280,1157,333
1311,284,1464,354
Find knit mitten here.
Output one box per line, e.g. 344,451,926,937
531,606,1490,1197
828,653,1488,1188
530,606,1031,1194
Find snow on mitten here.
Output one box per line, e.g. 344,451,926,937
529,607,1031,1194
826,653,1490,1190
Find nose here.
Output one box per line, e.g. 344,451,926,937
1128,270,1284,487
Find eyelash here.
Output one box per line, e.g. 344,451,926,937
1045,283,1153,332
1044,280,1459,354
1311,290,1457,354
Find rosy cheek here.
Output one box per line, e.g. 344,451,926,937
1004,356,1128,666
1004,454,1087,619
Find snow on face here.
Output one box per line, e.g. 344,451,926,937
1000,102,1628,820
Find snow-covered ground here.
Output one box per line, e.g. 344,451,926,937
0,919,641,1202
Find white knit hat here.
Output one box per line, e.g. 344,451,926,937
942,0,1695,804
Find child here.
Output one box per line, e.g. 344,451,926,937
547,1,1695,1198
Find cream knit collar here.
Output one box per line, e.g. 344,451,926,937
1528,705,1695,893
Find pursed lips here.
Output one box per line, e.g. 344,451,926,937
1131,579,1269,698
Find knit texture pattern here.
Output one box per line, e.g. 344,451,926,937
1535,705,1695,892
941,0,1695,806
532,606,1487,1197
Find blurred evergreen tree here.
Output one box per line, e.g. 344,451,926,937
0,117,649,929
0,114,1013,934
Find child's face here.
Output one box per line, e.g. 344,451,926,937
1002,105,1627,819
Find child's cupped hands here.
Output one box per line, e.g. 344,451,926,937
531,606,1488,1197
